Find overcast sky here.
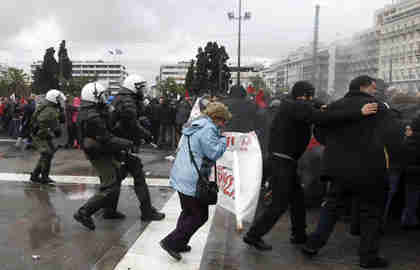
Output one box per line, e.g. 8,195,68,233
0,0,391,83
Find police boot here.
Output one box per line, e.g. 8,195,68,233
74,209,96,231
103,189,126,220
74,195,104,230
41,160,55,184
30,164,44,183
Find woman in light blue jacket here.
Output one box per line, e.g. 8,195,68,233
160,102,231,261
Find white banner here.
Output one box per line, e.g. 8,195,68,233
188,98,202,121
212,131,263,231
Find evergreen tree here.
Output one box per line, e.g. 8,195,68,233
194,47,209,96
185,60,195,94
58,40,73,81
192,42,231,96
35,47,59,93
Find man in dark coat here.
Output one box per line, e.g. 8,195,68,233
243,81,378,251
222,85,259,133
157,96,175,148
302,75,390,268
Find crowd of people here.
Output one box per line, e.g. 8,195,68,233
2,73,420,268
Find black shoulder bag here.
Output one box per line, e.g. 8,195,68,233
187,135,218,205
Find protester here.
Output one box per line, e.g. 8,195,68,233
243,80,378,252
157,96,175,149
65,96,80,149
302,76,390,268
223,84,259,133
15,95,36,149
175,97,192,144
398,114,420,230
160,101,231,261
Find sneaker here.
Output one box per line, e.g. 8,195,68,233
243,235,272,251
360,257,389,268
103,211,126,220
160,240,182,261
141,207,165,221
74,210,96,231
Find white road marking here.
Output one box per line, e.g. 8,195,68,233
114,192,216,270
0,173,170,187
0,139,17,142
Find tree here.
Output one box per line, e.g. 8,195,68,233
0,68,30,97
185,60,195,94
58,40,73,81
158,77,184,98
66,76,92,97
32,41,73,94
192,41,231,96
32,47,59,94
194,47,209,96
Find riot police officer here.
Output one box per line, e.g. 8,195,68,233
108,74,165,221
30,89,66,184
74,82,133,230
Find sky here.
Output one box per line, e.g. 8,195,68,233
0,0,392,84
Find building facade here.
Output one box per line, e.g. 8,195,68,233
159,61,190,85
30,60,128,90
376,0,420,91
263,44,329,95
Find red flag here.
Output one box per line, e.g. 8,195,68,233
185,89,190,99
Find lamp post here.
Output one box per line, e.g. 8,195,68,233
228,0,251,88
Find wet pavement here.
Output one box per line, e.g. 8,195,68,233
0,181,173,270
1,134,420,270
0,136,174,178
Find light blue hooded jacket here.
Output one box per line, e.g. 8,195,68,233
170,115,227,197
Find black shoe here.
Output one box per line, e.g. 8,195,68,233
103,211,126,220
30,173,45,184
141,207,165,221
41,176,55,184
177,245,192,253
301,244,319,256
243,235,272,251
360,257,389,268
290,234,307,244
74,210,96,231
160,240,182,261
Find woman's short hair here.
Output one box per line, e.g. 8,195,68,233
203,102,232,122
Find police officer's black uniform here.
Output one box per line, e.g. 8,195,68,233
109,87,165,221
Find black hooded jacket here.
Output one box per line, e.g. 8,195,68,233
269,97,365,161
222,86,259,133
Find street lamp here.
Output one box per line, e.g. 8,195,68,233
228,0,251,88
